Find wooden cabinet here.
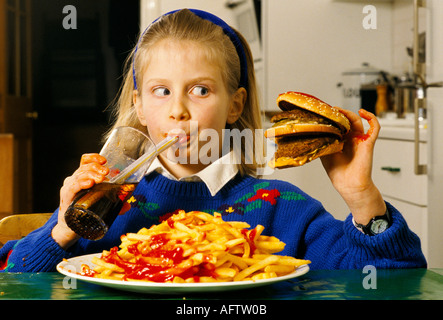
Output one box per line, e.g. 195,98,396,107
0,134,14,218
0,0,33,217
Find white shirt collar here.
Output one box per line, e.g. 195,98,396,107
144,152,239,196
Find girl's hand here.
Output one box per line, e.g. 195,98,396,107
52,153,109,249
321,108,386,225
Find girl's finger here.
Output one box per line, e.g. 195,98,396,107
76,162,109,177
354,109,380,143
335,107,364,134
62,176,94,198
73,169,108,186
62,165,108,197
79,153,107,166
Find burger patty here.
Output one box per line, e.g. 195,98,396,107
274,135,339,159
270,104,333,126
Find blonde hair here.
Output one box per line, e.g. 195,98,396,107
106,9,264,176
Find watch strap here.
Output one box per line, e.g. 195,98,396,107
353,208,391,236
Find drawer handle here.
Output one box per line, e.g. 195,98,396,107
381,166,401,172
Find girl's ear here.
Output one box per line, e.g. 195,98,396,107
133,90,147,126
227,87,247,124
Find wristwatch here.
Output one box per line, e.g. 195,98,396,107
353,209,391,236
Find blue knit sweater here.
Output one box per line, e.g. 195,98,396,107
0,172,427,272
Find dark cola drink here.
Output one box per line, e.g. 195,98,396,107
65,182,137,240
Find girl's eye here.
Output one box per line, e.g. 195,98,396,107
153,87,171,97
190,86,209,97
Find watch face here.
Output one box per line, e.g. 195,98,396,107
370,219,389,234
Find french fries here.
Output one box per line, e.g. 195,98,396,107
81,210,310,283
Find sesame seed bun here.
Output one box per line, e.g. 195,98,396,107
275,91,350,134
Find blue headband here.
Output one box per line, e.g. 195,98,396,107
132,9,248,91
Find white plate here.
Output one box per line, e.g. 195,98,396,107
56,253,310,294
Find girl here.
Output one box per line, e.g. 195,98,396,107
0,9,426,272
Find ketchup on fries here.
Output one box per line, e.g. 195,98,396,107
81,210,310,283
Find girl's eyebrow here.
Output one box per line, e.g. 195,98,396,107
144,78,169,85
144,77,217,86
190,77,217,83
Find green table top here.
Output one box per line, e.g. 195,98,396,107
1,268,443,300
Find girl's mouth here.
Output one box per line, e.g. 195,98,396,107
166,129,191,145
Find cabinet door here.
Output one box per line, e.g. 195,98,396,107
372,139,427,206
383,196,428,260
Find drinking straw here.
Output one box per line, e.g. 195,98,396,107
110,135,179,184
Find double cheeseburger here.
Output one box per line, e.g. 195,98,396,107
265,92,351,168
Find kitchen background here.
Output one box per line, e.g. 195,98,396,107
1,0,442,267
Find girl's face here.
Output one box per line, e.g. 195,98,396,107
134,39,245,173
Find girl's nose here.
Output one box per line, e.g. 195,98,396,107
169,97,190,121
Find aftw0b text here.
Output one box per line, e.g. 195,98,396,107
176,304,267,317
